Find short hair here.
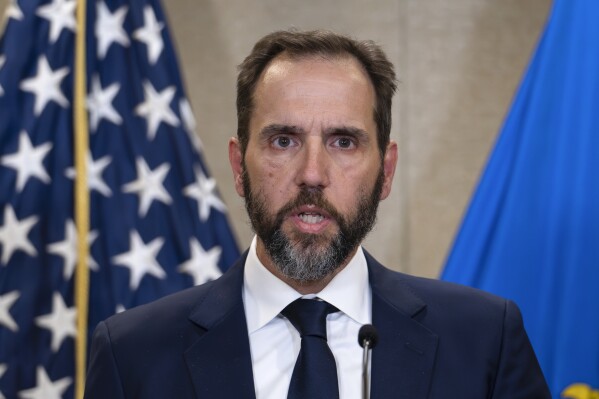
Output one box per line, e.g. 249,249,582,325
236,29,397,157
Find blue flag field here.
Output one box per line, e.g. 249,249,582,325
0,0,240,397
442,0,599,397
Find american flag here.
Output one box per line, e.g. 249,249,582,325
0,0,240,397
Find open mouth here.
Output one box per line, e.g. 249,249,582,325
291,204,332,233
298,212,325,224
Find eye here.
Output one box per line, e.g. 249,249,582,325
272,136,294,148
332,137,356,149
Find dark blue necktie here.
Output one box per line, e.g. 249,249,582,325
282,298,340,399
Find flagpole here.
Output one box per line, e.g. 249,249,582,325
74,0,90,397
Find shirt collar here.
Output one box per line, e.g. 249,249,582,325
243,236,371,333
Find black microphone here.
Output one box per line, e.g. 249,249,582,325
358,324,378,399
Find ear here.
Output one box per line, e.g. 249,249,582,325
228,137,246,197
380,140,398,201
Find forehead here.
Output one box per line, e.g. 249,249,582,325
250,54,376,132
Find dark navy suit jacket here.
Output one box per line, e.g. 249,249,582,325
84,252,550,398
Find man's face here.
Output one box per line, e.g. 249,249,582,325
229,54,397,284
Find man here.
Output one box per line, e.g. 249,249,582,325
85,30,550,398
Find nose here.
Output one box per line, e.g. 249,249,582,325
295,138,330,189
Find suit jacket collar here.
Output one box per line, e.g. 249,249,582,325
183,250,438,399
366,251,439,399
184,253,257,399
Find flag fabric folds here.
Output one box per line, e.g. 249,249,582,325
0,0,240,397
442,0,599,397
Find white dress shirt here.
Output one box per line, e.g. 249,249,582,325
243,236,372,399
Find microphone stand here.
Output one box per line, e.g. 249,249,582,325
358,324,378,399
361,337,373,399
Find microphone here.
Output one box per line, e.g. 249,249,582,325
358,324,378,399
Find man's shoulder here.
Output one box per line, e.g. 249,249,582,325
99,258,246,343
102,278,217,337
366,251,512,321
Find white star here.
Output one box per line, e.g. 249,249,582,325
34,293,77,353
178,238,222,285
0,291,20,332
184,168,226,221
65,151,112,196
0,56,5,96
47,220,99,280
132,5,164,64
19,56,69,116
35,0,76,43
5,0,24,22
0,205,38,265
134,80,179,140
112,230,166,291
1,131,52,192
122,158,171,217
86,74,122,132
179,98,203,152
95,2,129,59
18,366,72,399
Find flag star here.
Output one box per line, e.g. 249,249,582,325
6,0,24,22
0,291,20,332
179,98,203,151
0,55,5,96
65,151,112,196
122,158,172,217
47,220,99,280
112,230,166,291
34,293,77,353
184,168,226,221
1,131,52,192
0,205,38,265
132,5,164,64
35,0,76,43
17,366,72,399
19,56,69,116
95,2,130,59
178,238,222,285
134,80,179,140
87,74,122,132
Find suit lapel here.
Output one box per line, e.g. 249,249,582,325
367,253,439,399
184,255,257,399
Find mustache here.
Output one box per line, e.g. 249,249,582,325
273,188,344,227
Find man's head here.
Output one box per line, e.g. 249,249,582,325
229,30,398,291
236,29,397,157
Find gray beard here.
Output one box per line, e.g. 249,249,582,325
264,226,347,282
243,166,384,283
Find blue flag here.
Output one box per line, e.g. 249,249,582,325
0,0,240,397
442,0,599,397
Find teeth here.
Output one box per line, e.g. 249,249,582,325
299,213,324,224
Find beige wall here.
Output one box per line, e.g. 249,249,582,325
1,0,552,278
166,0,552,278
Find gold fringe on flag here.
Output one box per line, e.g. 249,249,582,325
74,0,89,398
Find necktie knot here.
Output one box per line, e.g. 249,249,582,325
282,298,338,339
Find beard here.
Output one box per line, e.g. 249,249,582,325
242,166,384,283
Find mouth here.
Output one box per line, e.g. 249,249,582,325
298,212,325,224
290,204,332,233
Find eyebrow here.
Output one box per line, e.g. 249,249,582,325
259,124,370,141
324,126,370,143
259,124,305,138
